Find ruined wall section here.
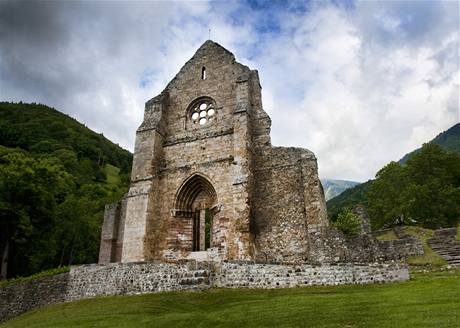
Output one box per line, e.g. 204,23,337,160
119,93,168,262
99,202,120,264
248,70,271,151
252,148,310,261
300,151,329,234
248,73,328,262
244,64,328,262
308,228,424,264
99,196,128,264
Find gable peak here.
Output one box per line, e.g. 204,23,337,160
194,40,235,59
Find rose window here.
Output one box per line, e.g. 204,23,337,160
190,99,216,126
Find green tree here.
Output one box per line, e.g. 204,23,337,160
403,144,460,228
0,102,132,278
0,149,72,279
367,162,408,229
367,144,460,229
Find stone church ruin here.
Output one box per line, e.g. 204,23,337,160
98,41,420,266
99,40,329,263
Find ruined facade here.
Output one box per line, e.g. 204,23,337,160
99,40,330,264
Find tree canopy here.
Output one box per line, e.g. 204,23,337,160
367,144,460,229
0,102,132,279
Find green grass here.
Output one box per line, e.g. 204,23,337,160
376,230,399,241
104,164,121,186
457,224,460,243
2,270,459,328
403,226,447,267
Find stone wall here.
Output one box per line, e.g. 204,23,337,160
252,148,311,262
309,228,424,264
1,260,410,323
0,273,69,322
66,261,210,301
378,237,424,258
216,262,409,288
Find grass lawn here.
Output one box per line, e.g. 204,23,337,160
457,224,460,243
2,270,459,328
376,230,399,241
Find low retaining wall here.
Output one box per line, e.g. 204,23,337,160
216,262,409,288
0,261,409,322
0,273,69,322
378,237,424,258
67,261,210,301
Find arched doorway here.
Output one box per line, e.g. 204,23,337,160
174,174,217,252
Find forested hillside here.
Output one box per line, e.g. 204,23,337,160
0,102,133,279
327,123,460,229
325,181,371,219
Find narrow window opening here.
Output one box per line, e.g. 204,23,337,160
201,67,206,80
192,210,200,251
205,209,212,249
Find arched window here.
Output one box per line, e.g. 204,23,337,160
188,97,216,127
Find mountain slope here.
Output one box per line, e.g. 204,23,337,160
326,181,371,219
0,102,133,279
321,179,360,201
399,123,460,164
0,102,132,175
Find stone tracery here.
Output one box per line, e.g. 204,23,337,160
189,97,216,126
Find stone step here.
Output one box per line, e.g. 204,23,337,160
431,240,454,245
439,257,460,260
429,246,460,250
430,246,459,249
429,241,459,245
427,228,460,265
429,250,458,254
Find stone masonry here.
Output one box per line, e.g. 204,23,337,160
99,40,329,263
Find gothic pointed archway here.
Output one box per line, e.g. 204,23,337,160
174,174,217,251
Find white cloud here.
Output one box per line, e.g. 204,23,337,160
235,2,459,181
1,1,458,182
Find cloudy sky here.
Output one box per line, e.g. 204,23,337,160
0,0,458,182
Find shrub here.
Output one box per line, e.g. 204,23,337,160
334,208,361,237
